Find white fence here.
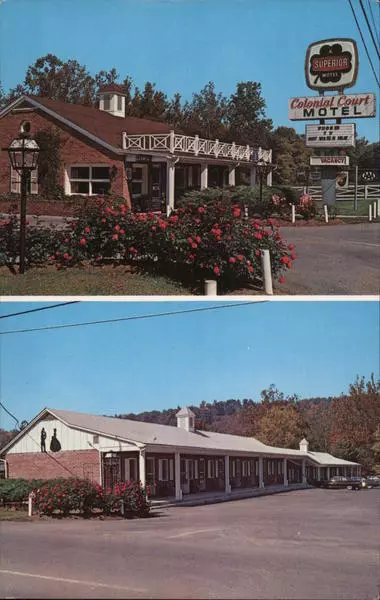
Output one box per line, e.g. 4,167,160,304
123,131,271,164
292,184,380,202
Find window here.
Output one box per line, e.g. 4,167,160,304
124,458,137,481
208,459,215,479
11,166,38,194
117,95,122,111
242,461,250,477
159,458,169,481
92,435,99,444
131,163,148,198
68,165,110,196
103,95,111,111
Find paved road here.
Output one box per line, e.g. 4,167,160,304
1,489,379,599
278,223,380,294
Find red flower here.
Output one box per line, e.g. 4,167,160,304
291,253,297,260
288,244,295,251
119,229,125,235
84,226,91,234
194,218,201,224
254,232,262,240
213,266,220,275
80,238,86,246
198,207,205,214
229,257,236,264
195,236,201,243
50,255,55,261
280,256,290,265
255,250,260,257
112,233,118,240
101,218,106,223
191,243,198,249
248,266,254,273
279,276,286,284
63,253,69,260
171,233,176,239
151,226,156,232
187,237,193,244
115,225,120,232
237,254,244,261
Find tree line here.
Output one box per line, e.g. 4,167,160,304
1,54,378,185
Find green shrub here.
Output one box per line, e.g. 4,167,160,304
0,478,45,503
0,213,57,268
35,478,102,516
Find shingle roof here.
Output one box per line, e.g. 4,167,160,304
306,451,358,466
26,96,174,149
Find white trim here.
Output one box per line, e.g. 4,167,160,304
67,164,111,196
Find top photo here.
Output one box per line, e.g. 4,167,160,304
0,0,379,296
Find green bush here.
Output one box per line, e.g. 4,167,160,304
0,214,57,268
0,478,45,503
35,478,103,517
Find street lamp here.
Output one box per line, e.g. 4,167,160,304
6,129,39,274
254,159,276,203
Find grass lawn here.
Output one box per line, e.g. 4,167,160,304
0,265,192,295
0,507,33,521
316,199,375,216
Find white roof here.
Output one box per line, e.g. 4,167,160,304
1,407,360,466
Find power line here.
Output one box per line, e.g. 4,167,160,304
347,0,380,88
0,301,80,320
0,301,267,336
366,0,380,45
359,0,380,57
0,401,20,428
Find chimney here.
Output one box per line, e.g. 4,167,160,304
176,406,196,433
299,438,309,453
98,84,126,118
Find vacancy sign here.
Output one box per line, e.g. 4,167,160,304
305,124,355,147
310,156,350,166
289,93,375,120
305,38,358,91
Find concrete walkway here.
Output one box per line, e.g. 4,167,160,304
150,483,312,509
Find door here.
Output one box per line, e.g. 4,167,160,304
131,164,148,200
124,457,138,482
146,458,155,496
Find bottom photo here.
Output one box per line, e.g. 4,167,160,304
0,299,379,600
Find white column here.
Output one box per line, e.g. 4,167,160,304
166,161,175,214
224,455,231,494
139,450,146,487
283,458,288,486
175,452,182,501
302,459,306,484
250,165,257,187
200,164,208,189
266,150,273,186
259,457,264,488
326,467,330,480
317,467,321,481
228,166,236,186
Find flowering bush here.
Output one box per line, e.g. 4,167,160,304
0,213,56,268
35,478,102,517
105,480,150,517
52,196,296,288
0,478,45,503
297,193,317,221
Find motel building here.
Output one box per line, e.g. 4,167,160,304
0,86,272,214
1,407,361,501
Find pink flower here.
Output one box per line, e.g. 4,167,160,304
229,257,236,264
84,226,91,234
279,276,286,284
115,225,120,232
112,233,118,240
80,238,86,246
214,266,220,276
254,232,262,240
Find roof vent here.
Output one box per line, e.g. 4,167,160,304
299,438,309,453
176,406,196,433
99,85,125,118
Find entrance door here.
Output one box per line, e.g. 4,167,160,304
124,457,138,482
146,458,155,496
131,164,148,201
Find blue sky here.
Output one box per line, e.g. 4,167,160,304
0,300,378,430
0,0,379,141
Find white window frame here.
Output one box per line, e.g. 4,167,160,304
11,166,38,195
66,164,111,196
158,458,169,482
207,459,215,479
124,457,138,481
255,460,259,476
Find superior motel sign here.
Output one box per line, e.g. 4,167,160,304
305,124,356,147
288,93,376,120
305,38,359,91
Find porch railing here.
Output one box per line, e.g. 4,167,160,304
122,131,271,164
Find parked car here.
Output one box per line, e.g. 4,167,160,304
320,476,363,490
365,475,380,489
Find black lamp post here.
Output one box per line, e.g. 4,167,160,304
6,130,39,274
254,159,276,203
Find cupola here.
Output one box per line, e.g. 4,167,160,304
98,84,126,118
299,438,309,453
176,406,196,432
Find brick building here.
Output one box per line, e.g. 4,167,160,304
0,87,272,214
1,406,360,501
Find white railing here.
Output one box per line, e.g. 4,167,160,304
292,184,380,202
122,131,269,163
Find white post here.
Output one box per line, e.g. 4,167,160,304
200,164,208,189
250,165,257,187
283,458,288,486
204,279,217,295
139,450,146,488
224,455,231,494
259,457,264,488
194,135,199,156
175,452,182,501
266,150,273,186
324,204,329,223
302,459,306,484
291,204,296,224
369,204,372,222
260,249,273,295
377,198,380,217
228,166,236,186
317,467,321,481
364,185,368,199
28,492,33,517
169,130,175,154
373,201,377,219
327,467,330,480
166,161,175,215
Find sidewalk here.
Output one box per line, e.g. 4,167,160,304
150,483,312,509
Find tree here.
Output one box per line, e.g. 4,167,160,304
226,81,273,147
183,81,228,139
271,127,312,186
254,402,308,448
139,81,168,119
165,92,184,129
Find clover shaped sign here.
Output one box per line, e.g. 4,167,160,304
305,39,358,91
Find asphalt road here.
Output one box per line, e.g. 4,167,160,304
1,489,379,599
278,223,380,294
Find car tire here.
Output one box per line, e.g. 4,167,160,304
346,485,353,490
367,485,372,489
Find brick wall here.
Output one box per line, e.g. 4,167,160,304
6,449,101,483
0,107,131,208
